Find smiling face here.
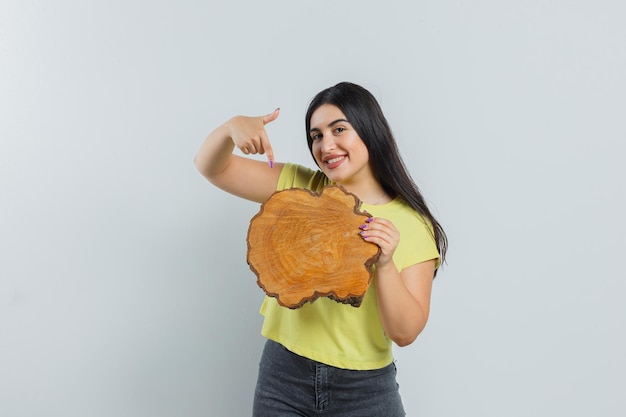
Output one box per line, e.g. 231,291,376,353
308,104,375,187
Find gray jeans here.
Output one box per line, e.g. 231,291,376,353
252,339,406,417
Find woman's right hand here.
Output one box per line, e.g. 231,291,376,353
226,108,280,166
195,107,283,203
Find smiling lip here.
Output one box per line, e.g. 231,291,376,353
323,155,346,169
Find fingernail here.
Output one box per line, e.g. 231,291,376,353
359,224,367,230
269,160,274,168
366,217,374,223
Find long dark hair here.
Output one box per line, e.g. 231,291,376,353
305,82,448,268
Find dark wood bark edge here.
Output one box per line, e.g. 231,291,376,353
246,185,381,309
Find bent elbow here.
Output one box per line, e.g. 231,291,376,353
390,323,426,347
194,156,217,183
393,334,417,347
193,155,204,175
194,155,207,175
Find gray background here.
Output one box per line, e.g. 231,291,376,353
1,1,624,416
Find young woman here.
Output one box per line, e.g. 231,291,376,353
195,82,447,416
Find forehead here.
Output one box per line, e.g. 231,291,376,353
309,104,347,128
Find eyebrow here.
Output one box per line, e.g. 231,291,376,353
309,118,349,133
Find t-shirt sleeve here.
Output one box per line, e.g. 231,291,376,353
277,162,330,191
395,215,441,271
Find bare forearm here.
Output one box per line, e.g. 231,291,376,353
375,263,429,347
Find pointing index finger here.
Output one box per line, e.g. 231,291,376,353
262,108,279,167
260,131,275,168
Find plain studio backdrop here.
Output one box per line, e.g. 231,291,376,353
1,1,624,416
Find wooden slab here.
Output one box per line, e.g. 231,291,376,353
247,185,380,309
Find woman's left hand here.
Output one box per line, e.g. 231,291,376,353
359,217,399,267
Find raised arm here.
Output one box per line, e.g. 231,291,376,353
194,108,284,203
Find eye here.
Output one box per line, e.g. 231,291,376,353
311,132,322,141
334,126,345,134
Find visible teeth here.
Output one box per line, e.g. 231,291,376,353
326,156,344,164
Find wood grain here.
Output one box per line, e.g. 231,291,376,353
247,186,381,309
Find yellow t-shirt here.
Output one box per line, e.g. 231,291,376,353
259,163,440,370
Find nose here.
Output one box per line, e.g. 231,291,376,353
320,133,336,153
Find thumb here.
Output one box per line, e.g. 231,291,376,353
262,107,280,125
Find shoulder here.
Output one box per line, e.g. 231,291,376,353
378,198,432,231
277,163,331,191
373,197,440,269
394,199,436,244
